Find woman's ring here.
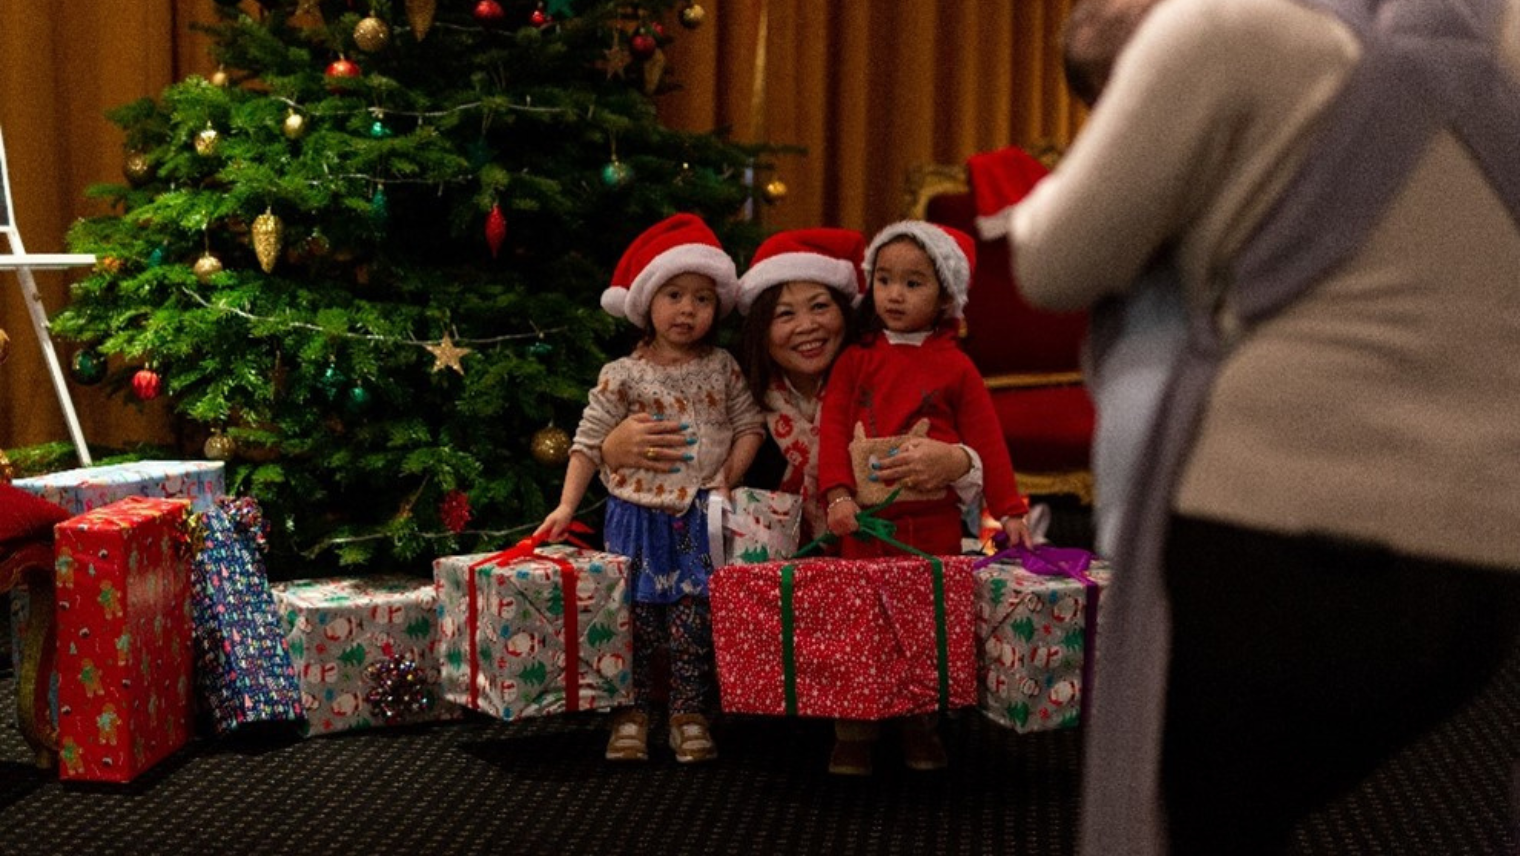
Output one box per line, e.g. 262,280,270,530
644,447,657,461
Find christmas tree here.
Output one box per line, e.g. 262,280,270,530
52,0,770,576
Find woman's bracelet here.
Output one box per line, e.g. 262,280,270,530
827,495,856,511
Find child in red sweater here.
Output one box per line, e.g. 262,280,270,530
817,220,1033,774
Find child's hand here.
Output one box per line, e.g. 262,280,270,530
827,494,860,538
534,505,576,542
1002,515,1035,551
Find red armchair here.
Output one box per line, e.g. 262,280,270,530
903,152,1095,503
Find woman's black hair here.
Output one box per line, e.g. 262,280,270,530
739,281,858,405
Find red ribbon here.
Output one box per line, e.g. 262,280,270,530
463,521,595,713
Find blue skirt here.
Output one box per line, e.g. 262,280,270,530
604,493,716,605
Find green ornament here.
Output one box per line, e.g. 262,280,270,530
545,0,575,16
370,188,389,228
600,159,633,189
528,340,553,357
345,384,372,414
369,119,392,139
70,349,108,386
319,364,348,400
148,245,167,268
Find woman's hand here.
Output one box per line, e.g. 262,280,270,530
869,438,971,492
601,413,692,473
826,493,860,538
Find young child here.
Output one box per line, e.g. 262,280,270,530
816,220,1034,774
536,212,765,764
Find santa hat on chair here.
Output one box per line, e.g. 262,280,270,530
736,227,867,314
966,145,1050,241
602,213,739,329
862,221,977,319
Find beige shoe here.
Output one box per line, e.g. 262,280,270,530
668,713,717,763
605,709,649,762
900,718,948,771
827,738,874,776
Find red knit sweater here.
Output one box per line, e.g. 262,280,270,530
818,330,1028,520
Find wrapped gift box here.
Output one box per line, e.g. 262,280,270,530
271,576,459,736
190,497,304,734
710,555,977,719
12,460,225,516
10,459,225,710
434,543,631,721
721,488,803,565
973,553,1111,733
53,496,195,782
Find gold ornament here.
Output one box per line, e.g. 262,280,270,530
282,111,307,140
679,3,706,28
195,125,221,157
296,0,322,19
193,253,224,283
762,178,789,204
0,327,10,365
642,48,667,95
424,333,472,375
406,0,437,40
0,448,13,483
204,430,237,461
530,425,571,467
123,151,153,186
252,209,285,274
210,66,230,87
354,16,391,52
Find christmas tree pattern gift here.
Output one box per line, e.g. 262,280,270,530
52,496,196,783
709,554,978,719
971,545,1111,734
434,536,632,721
270,576,460,736
189,497,304,735
720,488,804,565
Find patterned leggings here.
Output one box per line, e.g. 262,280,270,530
630,596,714,716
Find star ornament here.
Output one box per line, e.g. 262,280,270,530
425,333,473,375
600,44,631,80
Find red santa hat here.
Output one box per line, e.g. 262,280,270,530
967,145,1050,240
862,220,977,319
736,227,867,315
602,213,738,329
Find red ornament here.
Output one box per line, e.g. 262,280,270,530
484,204,508,258
529,8,553,28
629,33,657,59
439,490,472,534
473,0,506,26
132,368,162,401
325,57,362,88
651,22,667,40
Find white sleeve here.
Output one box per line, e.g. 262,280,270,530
952,443,984,515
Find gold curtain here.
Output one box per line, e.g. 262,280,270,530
0,0,1082,451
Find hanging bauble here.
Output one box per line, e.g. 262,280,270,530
354,15,391,52
204,430,237,461
252,209,285,274
761,177,789,204
123,151,153,186
344,384,372,416
679,3,705,28
370,187,389,229
132,368,163,401
629,32,658,59
406,0,437,40
473,0,506,26
368,118,393,139
0,450,12,483
194,125,221,157
148,245,167,268
601,158,633,189
304,230,331,258
325,56,362,89
528,339,553,357
319,364,347,400
70,349,108,386
546,0,575,16
97,256,124,275
0,328,9,365
439,489,471,534
193,252,224,283
529,6,553,27
530,425,572,467
283,111,307,140
484,203,507,258
209,66,230,87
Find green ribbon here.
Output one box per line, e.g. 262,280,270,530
778,489,952,714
